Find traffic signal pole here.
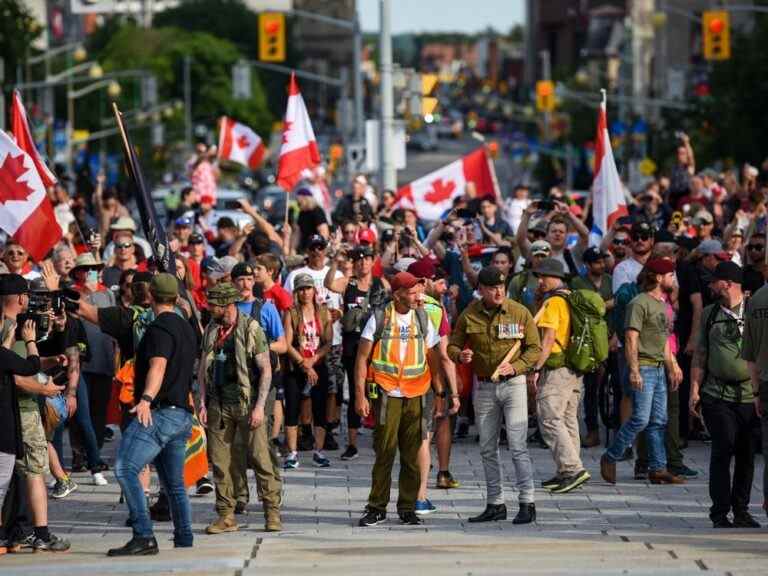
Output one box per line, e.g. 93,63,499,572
379,0,396,191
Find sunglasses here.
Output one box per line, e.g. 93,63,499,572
613,238,630,246
632,233,653,242
309,245,326,251
530,231,546,239
116,242,134,249
748,244,765,251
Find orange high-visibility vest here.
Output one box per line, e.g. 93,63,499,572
370,305,431,397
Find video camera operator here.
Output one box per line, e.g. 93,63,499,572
0,273,70,553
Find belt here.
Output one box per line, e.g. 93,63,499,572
155,400,185,410
477,375,518,385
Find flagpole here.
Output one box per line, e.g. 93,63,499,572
484,147,502,201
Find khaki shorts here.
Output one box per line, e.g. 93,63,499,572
17,409,49,477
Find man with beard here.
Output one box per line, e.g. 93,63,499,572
601,259,685,485
691,262,760,528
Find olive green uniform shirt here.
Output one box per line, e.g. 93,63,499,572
448,298,542,379
741,284,768,382
625,292,668,365
698,302,751,403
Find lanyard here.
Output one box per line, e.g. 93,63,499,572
719,300,744,336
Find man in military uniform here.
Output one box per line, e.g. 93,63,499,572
691,262,760,528
448,266,542,524
198,283,282,533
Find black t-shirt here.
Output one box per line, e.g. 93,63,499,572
298,207,328,250
675,260,702,348
38,316,89,386
133,312,197,411
98,306,137,359
743,265,764,296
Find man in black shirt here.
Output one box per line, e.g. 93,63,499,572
108,273,197,557
296,188,330,251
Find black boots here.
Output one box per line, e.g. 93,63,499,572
107,536,159,556
512,503,536,525
468,504,507,523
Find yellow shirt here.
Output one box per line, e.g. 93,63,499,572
537,295,571,354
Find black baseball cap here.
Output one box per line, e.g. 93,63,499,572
0,274,29,296
631,221,654,239
308,234,328,249
189,232,205,244
712,261,742,284
477,266,507,287
583,247,608,263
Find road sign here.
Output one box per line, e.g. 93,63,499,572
233,62,252,100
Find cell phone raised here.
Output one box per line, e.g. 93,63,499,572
224,200,243,210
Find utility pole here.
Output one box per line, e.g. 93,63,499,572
353,9,364,144
524,0,538,92
540,50,551,142
183,55,192,149
379,0,396,191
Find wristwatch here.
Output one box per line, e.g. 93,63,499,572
141,393,154,403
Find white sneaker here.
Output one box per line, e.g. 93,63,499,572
92,472,108,486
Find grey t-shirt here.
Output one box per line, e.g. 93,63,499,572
741,285,768,382
81,289,117,375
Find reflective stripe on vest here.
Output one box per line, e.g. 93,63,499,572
370,305,430,397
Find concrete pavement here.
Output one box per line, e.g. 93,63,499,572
2,426,767,575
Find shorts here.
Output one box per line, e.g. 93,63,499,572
17,409,49,477
423,391,435,438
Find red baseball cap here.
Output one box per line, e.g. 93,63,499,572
407,257,437,280
358,229,376,245
644,258,676,275
390,271,425,292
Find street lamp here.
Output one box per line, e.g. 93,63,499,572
67,79,121,166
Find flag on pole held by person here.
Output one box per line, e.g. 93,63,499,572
11,90,57,189
0,129,61,260
394,147,495,221
590,90,628,246
276,73,320,191
217,117,266,170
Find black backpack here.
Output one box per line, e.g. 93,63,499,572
341,277,387,336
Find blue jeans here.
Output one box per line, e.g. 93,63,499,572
605,365,668,472
115,407,193,546
52,375,104,471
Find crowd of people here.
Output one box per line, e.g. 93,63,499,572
1,134,768,556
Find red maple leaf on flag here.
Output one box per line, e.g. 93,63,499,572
424,178,456,204
236,134,250,149
0,153,34,205
281,120,293,144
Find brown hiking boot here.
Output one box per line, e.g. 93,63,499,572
648,470,686,485
206,515,239,534
600,454,616,484
264,508,282,532
581,430,600,448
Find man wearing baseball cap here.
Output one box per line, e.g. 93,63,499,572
109,273,198,556
449,265,541,524
601,258,686,486
356,271,444,527
406,257,461,512
692,262,760,528
508,240,551,315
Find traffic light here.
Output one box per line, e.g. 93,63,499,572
259,12,285,62
702,10,730,61
536,80,555,112
421,73,439,117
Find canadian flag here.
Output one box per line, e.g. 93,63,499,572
590,91,628,246
217,117,266,170
277,73,320,191
11,90,57,189
0,130,62,260
395,147,495,221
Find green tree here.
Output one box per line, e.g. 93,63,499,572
97,25,272,137
0,0,42,85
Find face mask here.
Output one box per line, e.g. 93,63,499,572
86,270,99,285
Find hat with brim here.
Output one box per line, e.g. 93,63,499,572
72,253,105,272
0,273,29,296
390,271,425,292
533,257,567,280
711,261,742,284
207,282,241,306
530,239,552,256
293,273,315,291
478,266,507,287
110,217,137,232
644,258,676,275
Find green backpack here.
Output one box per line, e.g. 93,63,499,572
545,289,609,374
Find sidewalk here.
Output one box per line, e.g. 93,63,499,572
2,427,766,575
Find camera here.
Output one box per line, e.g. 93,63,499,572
14,287,79,342
536,200,555,212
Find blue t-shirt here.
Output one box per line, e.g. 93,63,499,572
236,300,284,342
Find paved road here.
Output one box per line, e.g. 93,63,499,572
2,427,766,576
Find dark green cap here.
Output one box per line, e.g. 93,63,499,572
207,282,240,306
150,272,179,300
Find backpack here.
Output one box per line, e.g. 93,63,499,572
545,289,609,374
341,277,387,336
